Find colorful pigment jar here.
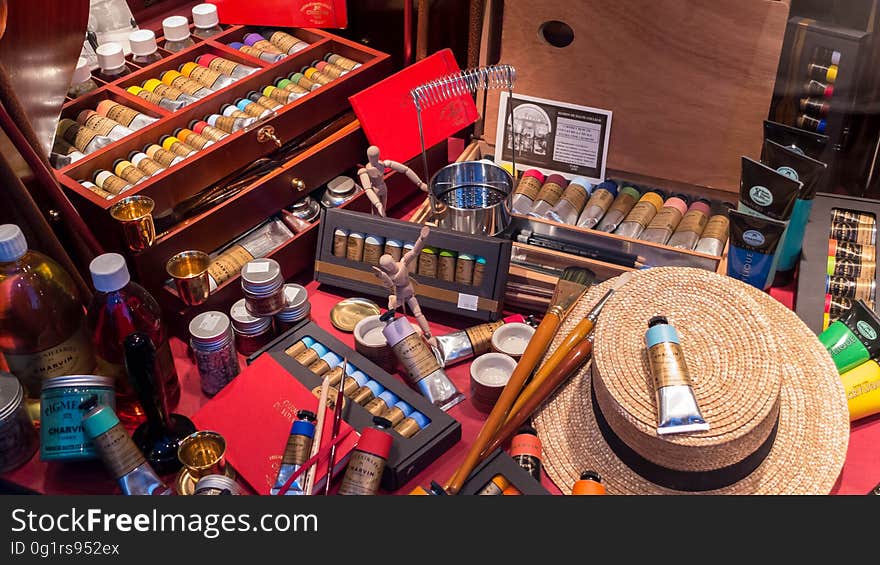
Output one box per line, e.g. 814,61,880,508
40,375,116,461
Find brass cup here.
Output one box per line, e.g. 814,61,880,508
177,431,227,479
166,250,212,306
110,195,156,253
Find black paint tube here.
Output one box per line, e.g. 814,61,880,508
762,119,828,161
727,209,787,290
739,157,801,222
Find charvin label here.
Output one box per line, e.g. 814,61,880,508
749,185,774,206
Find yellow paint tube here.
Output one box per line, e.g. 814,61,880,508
841,359,880,421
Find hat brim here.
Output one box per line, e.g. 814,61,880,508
534,269,850,495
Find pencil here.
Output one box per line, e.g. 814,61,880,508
303,373,332,495
324,358,348,495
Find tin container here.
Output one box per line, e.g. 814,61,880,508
0,374,37,471
241,258,285,316
320,175,359,208
289,196,321,222
189,312,240,398
275,284,311,333
39,375,116,461
230,298,275,355
194,474,242,495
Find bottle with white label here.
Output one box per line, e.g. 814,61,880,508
0,225,95,418
162,16,196,53
192,3,224,38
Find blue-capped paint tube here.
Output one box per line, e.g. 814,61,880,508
761,139,827,280
270,410,317,495
727,209,787,290
737,157,802,289
645,316,708,435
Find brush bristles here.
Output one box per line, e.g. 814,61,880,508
560,267,596,287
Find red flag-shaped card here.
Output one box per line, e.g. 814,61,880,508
349,49,479,164
192,354,359,495
208,0,347,28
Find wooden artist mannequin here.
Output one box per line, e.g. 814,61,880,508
358,145,428,217
374,225,434,343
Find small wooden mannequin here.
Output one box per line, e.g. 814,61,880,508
358,145,428,217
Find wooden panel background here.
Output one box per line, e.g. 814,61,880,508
482,0,791,193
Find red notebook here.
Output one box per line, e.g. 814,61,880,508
349,49,479,164
192,355,359,495
208,0,347,28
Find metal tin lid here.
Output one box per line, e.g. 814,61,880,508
276,284,310,322
240,258,283,293
289,196,321,222
194,474,240,495
330,297,381,332
230,299,273,334
0,373,24,421
42,375,115,391
189,311,232,344
327,175,356,196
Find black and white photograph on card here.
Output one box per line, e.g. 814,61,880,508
495,92,612,184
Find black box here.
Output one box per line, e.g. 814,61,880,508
314,207,512,321
248,320,462,491
796,192,880,334
458,450,551,495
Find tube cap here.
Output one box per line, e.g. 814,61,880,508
393,400,413,416
688,200,711,216
95,100,122,118
320,351,343,369
89,253,131,292
0,224,27,262
162,16,191,42
113,160,134,177
196,54,218,67
142,78,164,93
301,336,316,348
595,180,618,197
235,99,252,112
308,343,329,358
826,65,838,83
664,197,688,216
161,70,185,85
522,169,545,183
96,42,125,71
358,427,393,458
229,42,245,50
619,185,641,200
72,57,92,85
640,191,664,211
81,403,120,438
351,370,369,387
129,29,158,57
290,419,315,438
409,412,430,429
364,380,384,397
826,256,836,277
192,3,219,28
828,239,837,257
377,391,399,407
243,33,266,47
179,62,201,78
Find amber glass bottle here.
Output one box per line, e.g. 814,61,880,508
87,253,180,424
0,225,95,419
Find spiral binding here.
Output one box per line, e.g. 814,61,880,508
410,64,517,181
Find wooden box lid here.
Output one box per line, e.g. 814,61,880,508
481,0,791,193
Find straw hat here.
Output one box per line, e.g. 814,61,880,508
534,267,849,494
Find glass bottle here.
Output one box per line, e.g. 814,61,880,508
95,42,131,82
129,30,163,65
68,57,98,99
0,225,95,418
192,4,224,39
86,253,180,425
162,16,196,53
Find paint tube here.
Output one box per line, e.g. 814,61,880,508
840,359,880,422
645,316,709,435
762,119,827,161
738,157,802,289
726,209,787,290
434,315,526,366
761,139,828,278
818,299,880,374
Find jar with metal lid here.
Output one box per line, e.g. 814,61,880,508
194,474,241,495
320,175,359,208
230,298,275,355
40,375,115,461
241,258,285,316
0,373,38,472
288,196,321,222
189,311,240,397
275,284,311,333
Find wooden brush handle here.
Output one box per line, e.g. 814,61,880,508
506,317,595,420
445,309,564,494
481,338,594,460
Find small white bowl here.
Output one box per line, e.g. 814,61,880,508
491,322,535,358
470,352,518,413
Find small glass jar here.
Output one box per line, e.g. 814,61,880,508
0,374,38,473
230,299,275,356
189,312,241,397
241,258,285,316
289,196,321,222
275,284,311,333
40,375,116,461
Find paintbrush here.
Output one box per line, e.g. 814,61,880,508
303,373,332,495
324,358,348,495
501,271,634,429
481,335,596,459
444,266,596,495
